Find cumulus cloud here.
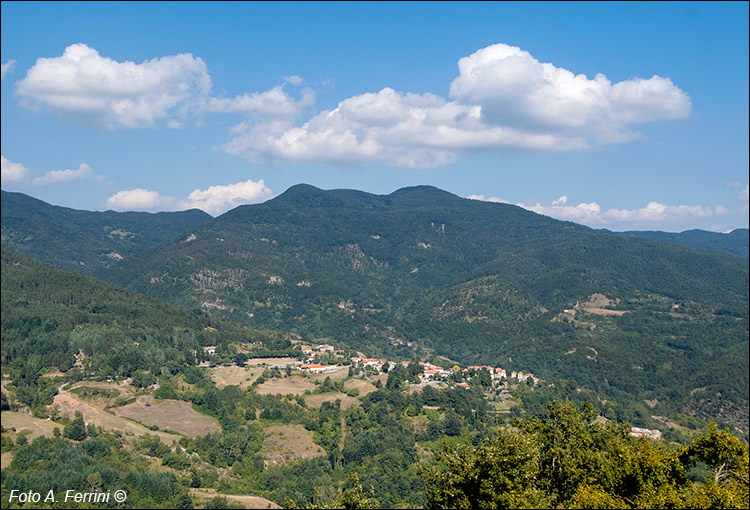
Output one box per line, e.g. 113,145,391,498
470,193,728,230
1,60,16,79
16,43,211,129
222,87,585,168
1,155,31,183
222,42,690,167
741,185,749,201
179,179,273,215
450,44,689,138
32,162,103,186
467,194,509,204
105,188,171,211
106,179,272,215
202,85,314,119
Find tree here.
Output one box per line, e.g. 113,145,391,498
64,410,87,441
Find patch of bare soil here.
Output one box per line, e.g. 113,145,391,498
261,424,325,468
111,396,220,438
189,489,281,509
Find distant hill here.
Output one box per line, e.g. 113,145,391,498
604,228,749,259
96,184,748,431
3,185,747,430
0,190,212,275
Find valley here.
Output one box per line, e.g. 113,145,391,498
1,186,748,508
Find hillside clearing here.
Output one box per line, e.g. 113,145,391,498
111,396,220,438
261,424,325,468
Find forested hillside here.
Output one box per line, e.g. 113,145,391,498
95,184,749,431
607,227,749,259
0,190,212,275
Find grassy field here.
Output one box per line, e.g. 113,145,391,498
255,377,316,396
303,392,360,410
53,392,182,444
1,411,59,441
111,396,221,438
189,489,281,509
260,424,325,468
211,365,264,389
342,378,377,397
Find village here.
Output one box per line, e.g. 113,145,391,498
201,341,662,440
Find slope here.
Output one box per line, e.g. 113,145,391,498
1,189,212,275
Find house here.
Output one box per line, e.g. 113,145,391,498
318,344,334,353
630,427,662,440
203,346,217,356
300,363,327,373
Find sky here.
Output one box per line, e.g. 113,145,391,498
1,1,748,232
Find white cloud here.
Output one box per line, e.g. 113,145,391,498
106,179,272,215
222,87,586,168
202,85,314,119
222,43,690,167
1,60,16,79
16,43,211,129
1,155,30,182
450,43,690,140
179,179,273,215
468,194,509,204
741,185,749,201
31,162,103,186
284,75,303,85
105,188,171,211
471,193,728,230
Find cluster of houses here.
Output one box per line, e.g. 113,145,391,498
295,344,541,388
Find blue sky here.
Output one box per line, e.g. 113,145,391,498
1,1,748,232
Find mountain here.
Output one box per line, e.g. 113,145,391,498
2,185,747,430
0,190,212,275
604,228,749,259
93,184,748,430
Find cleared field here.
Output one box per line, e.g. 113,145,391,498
582,307,629,316
343,378,377,397
303,392,360,410
189,489,280,509
111,396,220,438
1,411,58,441
1,452,13,469
211,365,264,389
53,393,181,444
255,377,316,396
308,365,350,381
261,424,325,468
245,357,300,367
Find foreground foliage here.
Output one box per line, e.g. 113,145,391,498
420,402,749,509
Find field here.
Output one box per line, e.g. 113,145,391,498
53,392,182,444
244,357,300,367
189,489,281,509
111,396,221,438
211,364,264,389
303,392,360,410
308,365,350,381
254,377,316,396
260,424,325,468
342,378,377,397
1,411,58,441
